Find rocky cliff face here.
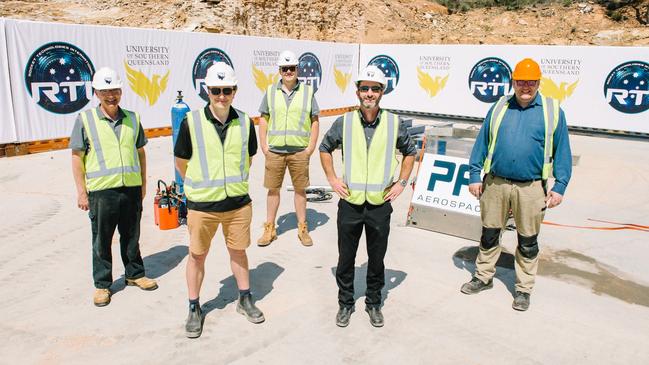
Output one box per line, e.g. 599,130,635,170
1,0,647,45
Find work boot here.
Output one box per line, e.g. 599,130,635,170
297,221,313,246
365,306,384,328
236,293,265,324
126,276,159,291
512,291,531,311
185,303,203,338
257,222,277,247
460,277,493,295
93,288,111,307
335,306,355,327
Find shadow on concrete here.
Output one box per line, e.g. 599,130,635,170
330,262,407,308
452,245,517,296
202,261,284,316
111,245,188,293
276,208,329,235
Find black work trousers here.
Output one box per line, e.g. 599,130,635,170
336,199,392,309
88,186,145,289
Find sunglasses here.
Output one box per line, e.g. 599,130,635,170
209,87,235,96
280,66,297,73
514,80,538,87
358,85,383,93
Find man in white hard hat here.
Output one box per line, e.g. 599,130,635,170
256,50,320,247
174,62,264,339
70,67,158,308
319,65,416,328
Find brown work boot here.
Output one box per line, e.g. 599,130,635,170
126,276,159,291
257,222,277,247
93,288,111,307
298,221,313,246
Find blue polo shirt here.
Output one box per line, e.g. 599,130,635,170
469,93,572,195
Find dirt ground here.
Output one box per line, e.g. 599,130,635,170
1,0,648,46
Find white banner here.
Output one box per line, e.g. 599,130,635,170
412,153,480,217
360,44,649,134
0,18,17,144
5,19,359,142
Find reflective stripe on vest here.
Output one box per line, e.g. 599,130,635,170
342,110,399,205
267,82,313,147
184,108,250,202
80,108,142,192
483,94,560,179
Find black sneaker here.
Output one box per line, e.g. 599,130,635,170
185,303,203,338
365,306,384,328
336,306,355,327
512,291,531,311
236,293,265,324
460,277,493,295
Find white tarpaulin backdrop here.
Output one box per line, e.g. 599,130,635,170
359,44,649,133
0,18,17,143
3,18,359,143
1,18,648,144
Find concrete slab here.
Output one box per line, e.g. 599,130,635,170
1,116,648,364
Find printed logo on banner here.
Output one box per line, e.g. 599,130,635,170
251,50,280,92
24,42,94,114
192,48,233,101
367,55,400,94
413,153,479,215
468,57,512,103
604,61,649,114
124,45,170,106
538,58,581,104
333,54,354,93
298,52,322,93
417,55,451,98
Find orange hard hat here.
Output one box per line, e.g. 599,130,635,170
512,58,541,80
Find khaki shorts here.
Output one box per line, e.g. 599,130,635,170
186,203,252,254
264,151,310,189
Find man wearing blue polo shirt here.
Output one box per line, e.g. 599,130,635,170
461,58,572,311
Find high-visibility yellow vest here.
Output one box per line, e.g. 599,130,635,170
266,82,313,148
484,93,560,179
80,107,142,192
342,110,399,205
184,108,250,203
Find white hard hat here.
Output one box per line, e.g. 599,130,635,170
277,50,299,67
92,67,123,90
205,62,238,87
356,65,386,87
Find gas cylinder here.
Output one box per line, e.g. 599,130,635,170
171,90,191,194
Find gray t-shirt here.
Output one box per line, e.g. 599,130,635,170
69,106,147,152
258,80,320,154
319,110,417,156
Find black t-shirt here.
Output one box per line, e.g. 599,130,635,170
174,105,258,212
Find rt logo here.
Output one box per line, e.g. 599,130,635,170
427,160,470,196
604,61,649,114
367,55,400,94
468,57,512,103
24,42,95,114
297,52,322,93
192,48,233,102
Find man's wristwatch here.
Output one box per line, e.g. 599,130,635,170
398,179,408,187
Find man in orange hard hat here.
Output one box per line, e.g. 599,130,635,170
462,58,572,311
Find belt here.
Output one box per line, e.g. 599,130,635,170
489,173,541,184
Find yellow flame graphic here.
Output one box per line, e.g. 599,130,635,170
252,64,279,92
123,61,169,106
417,67,448,97
333,66,352,93
539,77,579,103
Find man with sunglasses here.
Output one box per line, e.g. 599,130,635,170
70,67,158,307
319,65,416,328
462,58,572,311
174,62,264,338
256,50,320,247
